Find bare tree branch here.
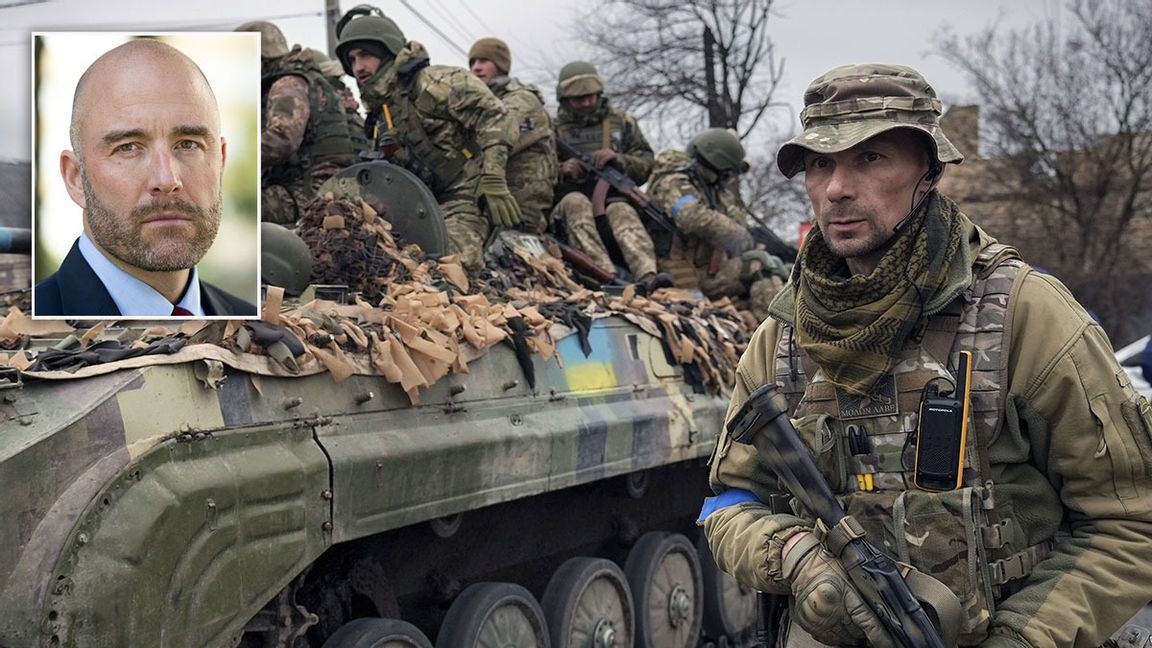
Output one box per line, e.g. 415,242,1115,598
575,0,783,143
938,0,1152,343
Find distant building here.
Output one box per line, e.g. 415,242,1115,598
938,106,1152,344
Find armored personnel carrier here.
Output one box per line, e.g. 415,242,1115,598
0,164,760,648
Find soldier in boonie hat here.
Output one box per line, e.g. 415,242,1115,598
705,61,1152,648
776,63,963,178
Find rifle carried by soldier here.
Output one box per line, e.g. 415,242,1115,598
556,138,675,255
727,383,959,648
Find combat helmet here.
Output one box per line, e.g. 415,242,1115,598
234,20,290,59
335,5,406,76
556,61,604,98
261,223,313,297
688,128,746,175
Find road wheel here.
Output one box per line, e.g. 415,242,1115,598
624,532,703,648
436,582,549,648
696,532,757,641
322,617,432,648
541,557,633,647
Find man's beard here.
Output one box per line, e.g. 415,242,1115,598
82,170,221,273
821,205,891,261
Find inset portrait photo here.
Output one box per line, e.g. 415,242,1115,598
32,32,261,319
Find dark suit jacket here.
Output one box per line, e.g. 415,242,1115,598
34,241,256,317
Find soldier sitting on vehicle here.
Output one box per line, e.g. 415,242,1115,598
647,128,789,320
552,61,672,294
236,21,357,225
335,5,520,272
468,37,557,235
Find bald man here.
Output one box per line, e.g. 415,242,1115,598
34,38,256,318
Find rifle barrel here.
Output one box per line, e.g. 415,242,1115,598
727,383,948,648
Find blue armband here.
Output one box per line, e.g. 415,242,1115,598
697,488,760,522
671,194,697,222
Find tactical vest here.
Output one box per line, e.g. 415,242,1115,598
375,60,477,198
770,245,1051,645
262,59,355,187
555,112,630,198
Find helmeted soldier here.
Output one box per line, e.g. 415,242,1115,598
552,61,668,291
468,37,557,234
236,21,356,225
648,128,789,320
701,63,1152,646
335,5,520,271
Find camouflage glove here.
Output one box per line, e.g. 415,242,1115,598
477,172,522,228
782,531,897,648
739,250,789,282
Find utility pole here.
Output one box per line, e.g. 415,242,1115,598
703,26,724,128
325,0,341,58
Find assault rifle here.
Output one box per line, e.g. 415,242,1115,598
555,138,676,240
727,384,952,648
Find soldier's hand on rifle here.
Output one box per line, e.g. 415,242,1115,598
477,172,522,228
782,531,898,648
560,157,586,180
591,148,617,169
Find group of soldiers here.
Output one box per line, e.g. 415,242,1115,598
239,7,788,317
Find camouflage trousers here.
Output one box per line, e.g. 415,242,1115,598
553,192,657,279
441,197,490,272
262,160,348,225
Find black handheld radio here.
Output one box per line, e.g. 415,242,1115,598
913,350,972,492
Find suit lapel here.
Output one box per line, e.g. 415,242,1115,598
57,242,121,316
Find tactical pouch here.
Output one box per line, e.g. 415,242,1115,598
843,487,994,645
792,414,845,492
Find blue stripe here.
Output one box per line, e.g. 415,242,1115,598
671,194,697,221
697,488,760,522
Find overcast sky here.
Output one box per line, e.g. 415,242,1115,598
0,0,1067,162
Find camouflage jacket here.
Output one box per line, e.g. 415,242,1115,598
359,42,515,196
487,75,557,227
647,149,754,267
554,97,653,198
261,46,355,185
704,209,1152,647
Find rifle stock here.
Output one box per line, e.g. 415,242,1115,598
727,384,949,648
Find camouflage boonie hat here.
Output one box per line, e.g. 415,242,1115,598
776,63,963,178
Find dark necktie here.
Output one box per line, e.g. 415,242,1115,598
171,305,194,317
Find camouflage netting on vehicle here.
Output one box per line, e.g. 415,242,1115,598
296,193,472,300
0,195,758,399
